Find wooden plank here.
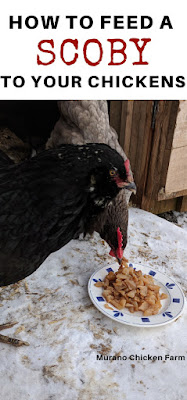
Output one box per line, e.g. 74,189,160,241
127,101,153,207
119,101,128,152
172,101,187,148
110,100,183,214
123,101,134,156
144,101,179,201
141,196,178,214
176,196,187,212
165,146,187,193
129,101,147,170
159,101,179,187
144,101,171,198
109,101,122,138
131,101,151,205
165,101,180,150
158,188,187,201
136,101,154,206
111,100,154,208
138,101,179,212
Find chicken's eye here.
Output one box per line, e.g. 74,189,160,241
109,169,117,177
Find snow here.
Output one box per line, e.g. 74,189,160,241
0,208,186,400
174,211,187,231
159,211,187,231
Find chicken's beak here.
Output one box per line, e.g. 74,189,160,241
124,181,137,194
116,177,137,193
109,249,121,264
109,249,122,266
117,256,123,265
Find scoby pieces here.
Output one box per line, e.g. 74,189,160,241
95,261,167,316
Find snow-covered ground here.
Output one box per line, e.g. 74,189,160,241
0,208,186,400
159,211,187,231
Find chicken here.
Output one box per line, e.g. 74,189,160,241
46,101,129,168
0,127,31,163
46,100,136,262
0,143,131,287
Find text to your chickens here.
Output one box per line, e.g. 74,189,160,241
0,75,185,89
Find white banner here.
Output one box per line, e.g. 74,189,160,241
0,0,186,99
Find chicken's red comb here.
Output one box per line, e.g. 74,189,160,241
124,159,130,176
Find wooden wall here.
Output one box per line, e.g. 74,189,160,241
110,100,187,213
165,101,187,195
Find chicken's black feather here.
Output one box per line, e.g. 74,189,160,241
0,144,127,286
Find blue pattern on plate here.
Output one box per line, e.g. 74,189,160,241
106,267,114,272
129,263,133,267
141,318,150,322
149,270,156,276
166,283,175,289
96,297,105,302
173,298,180,303
113,310,124,317
162,311,173,318
93,278,102,282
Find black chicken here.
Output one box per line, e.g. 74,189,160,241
47,100,136,262
0,143,132,287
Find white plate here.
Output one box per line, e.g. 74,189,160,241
88,262,185,327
